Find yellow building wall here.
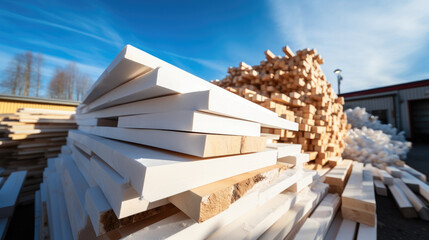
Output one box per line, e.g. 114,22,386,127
0,100,76,113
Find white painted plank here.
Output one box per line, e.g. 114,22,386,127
395,179,429,220
324,211,343,240
374,179,388,196
387,180,417,218
266,143,302,158
78,90,298,130
60,155,90,239
356,219,377,240
401,171,421,192
401,171,429,202
378,169,394,185
118,110,261,136
68,130,277,201
0,171,27,218
293,218,320,240
69,143,97,187
208,191,296,240
89,155,168,218
78,125,243,157
308,193,341,238
259,183,329,240
85,186,111,236
386,166,402,178
335,219,357,240
400,164,427,182
289,170,316,192
80,45,280,124
46,172,73,240
294,193,340,240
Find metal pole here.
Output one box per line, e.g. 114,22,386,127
337,74,341,95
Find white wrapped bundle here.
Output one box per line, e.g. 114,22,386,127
342,127,410,165
345,107,406,141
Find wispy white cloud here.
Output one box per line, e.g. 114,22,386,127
268,0,429,93
0,8,122,47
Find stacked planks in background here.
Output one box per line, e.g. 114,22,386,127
211,46,350,169
0,108,76,203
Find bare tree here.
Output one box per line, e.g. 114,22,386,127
65,63,77,100
35,54,43,97
75,73,91,101
48,68,68,99
1,54,25,95
23,51,33,96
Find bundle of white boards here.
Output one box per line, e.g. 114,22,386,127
36,45,338,240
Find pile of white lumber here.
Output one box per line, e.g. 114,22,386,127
0,108,75,203
369,163,429,221
35,45,341,240
0,170,27,239
211,46,350,170
40,44,429,240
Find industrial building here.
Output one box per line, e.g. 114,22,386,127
341,79,429,140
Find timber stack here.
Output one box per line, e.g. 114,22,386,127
211,46,350,169
33,45,379,240
0,108,76,203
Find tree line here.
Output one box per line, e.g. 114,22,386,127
0,51,93,101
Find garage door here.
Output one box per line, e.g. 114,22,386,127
410,98,429,141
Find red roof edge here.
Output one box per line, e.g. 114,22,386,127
340,79,429,98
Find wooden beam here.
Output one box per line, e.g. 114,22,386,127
341,162,376,226
169,164,288,223
387,180,417,218
373,180,387,196
324,159,353,194
394,179,429,220
378,169,394,185
386,166,402,178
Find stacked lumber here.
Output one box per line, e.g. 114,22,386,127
36,45,351,240
0,108,76,202
369,163,429,221
211,46,350,169
0,170,27,239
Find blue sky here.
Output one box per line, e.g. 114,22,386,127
1,0,429,96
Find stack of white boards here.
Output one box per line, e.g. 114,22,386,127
0,170,27,239
0,108,76,203
369,163,429,221
34,45,346,240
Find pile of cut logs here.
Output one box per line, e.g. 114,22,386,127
212,46,350,169
0,108,76,203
